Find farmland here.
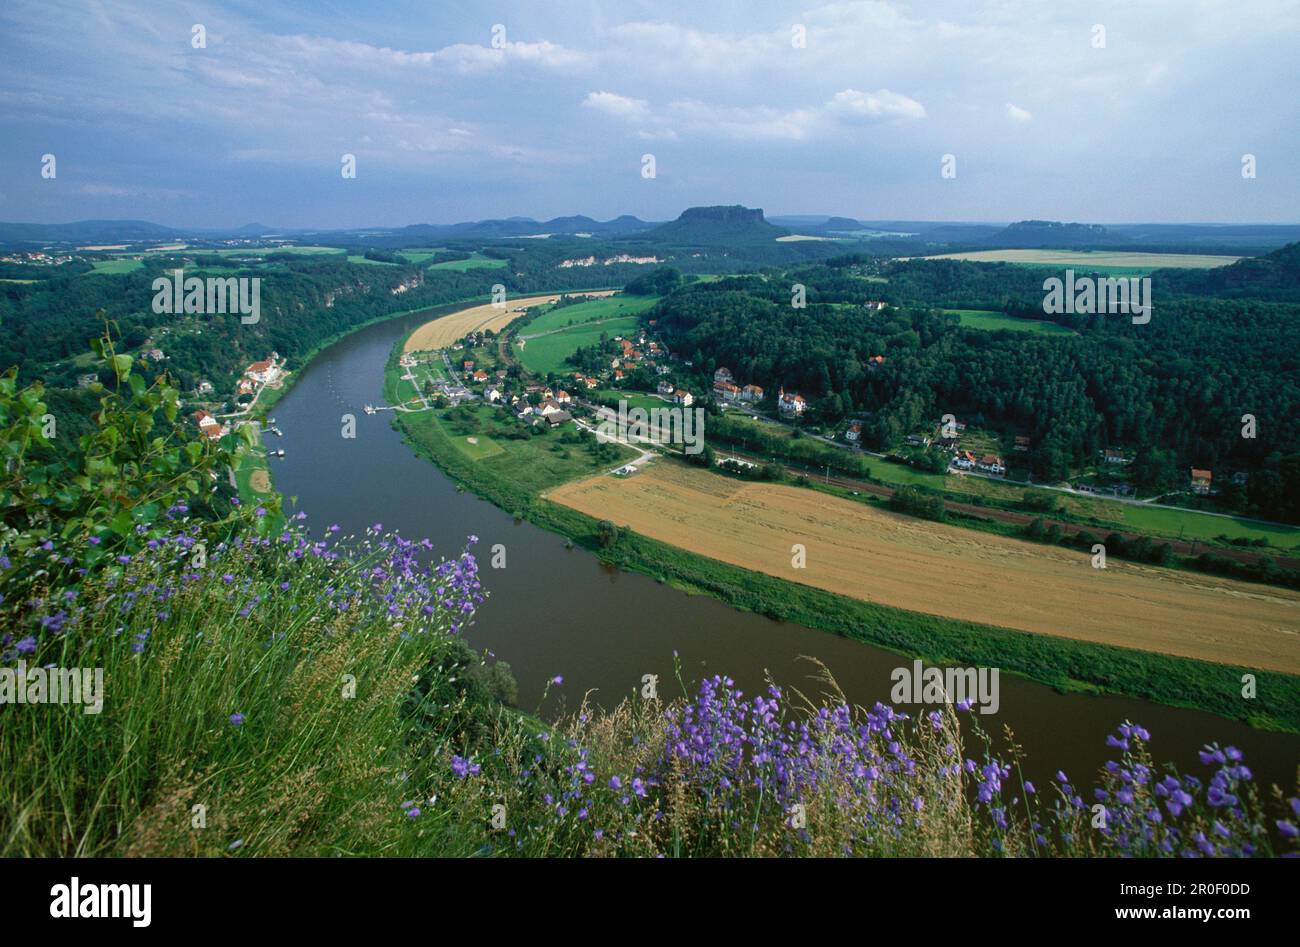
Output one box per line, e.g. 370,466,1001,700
428,251,509,271
521,294,659,336
919,249,1241,273
403,290,616,353
517,315,642,376
546,460,1300,674
87,258,144,275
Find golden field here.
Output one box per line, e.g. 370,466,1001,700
914,249,1241,268
545,461,1300,674
403,290,616,352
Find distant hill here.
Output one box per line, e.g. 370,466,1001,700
987,220,1122,248
0,219,183,244
396,214,654,241
637,205,788,245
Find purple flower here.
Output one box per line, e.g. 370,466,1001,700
229,712,245,727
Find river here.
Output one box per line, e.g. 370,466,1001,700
268,309,1300,795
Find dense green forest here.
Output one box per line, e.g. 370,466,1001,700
650,250,1300,522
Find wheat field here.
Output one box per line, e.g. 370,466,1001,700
546,460,1300,674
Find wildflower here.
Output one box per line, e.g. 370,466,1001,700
229,712,245,727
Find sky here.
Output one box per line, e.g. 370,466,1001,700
1,0,1298,229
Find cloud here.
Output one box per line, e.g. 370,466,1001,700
585,87,925,142
826,89,927,122
582,91,650,120
1006,103,1033,122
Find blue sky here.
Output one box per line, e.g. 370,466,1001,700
2,0,1298,228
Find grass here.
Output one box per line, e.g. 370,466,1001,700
946,309,1076,336
396,247,446,264
521,294,659,336
87,258,144,275
428,252,508,271
517,315,642,376
594,390,668,412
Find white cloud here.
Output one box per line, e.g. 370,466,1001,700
586,88,925,142
582,91,650,120
826,89,927,122
1006,103,1033,122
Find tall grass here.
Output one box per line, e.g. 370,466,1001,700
0,513,489,856
2,512,1296,858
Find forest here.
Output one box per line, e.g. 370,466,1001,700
650,249,1300,523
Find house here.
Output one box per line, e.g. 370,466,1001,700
713,381,740,401
613,369,625,381
713,367,734,385
1014,436,1032,452
555,389,571,404
583,376,598,389
516,404,535,418
1191,468,1213,495
192,410,227,442
777,388,806,416
544,410,572,427
614,465,638,477
978,454,1006,475
537,399,564,417
656,365,671,375
905,434,931,447
245,358,280,385
674,389,694,407
741,384,764,402
657,379,676,396
485,388,502,403
463,360,474,370
845,421,862,443
145,348,165,362
1101,449,1130,464
195,379,214,395
936,436,960,451
864,300,888,311
472,370,489,382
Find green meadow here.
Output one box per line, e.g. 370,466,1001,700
87,258,144,275
946,309,1076,335
523,294,659,335
517,314,642,376
428,252,508,271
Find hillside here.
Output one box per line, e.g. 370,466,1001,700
1160,240,1300,299
636,205,789,245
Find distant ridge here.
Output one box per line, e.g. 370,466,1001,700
988,220,1121,249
